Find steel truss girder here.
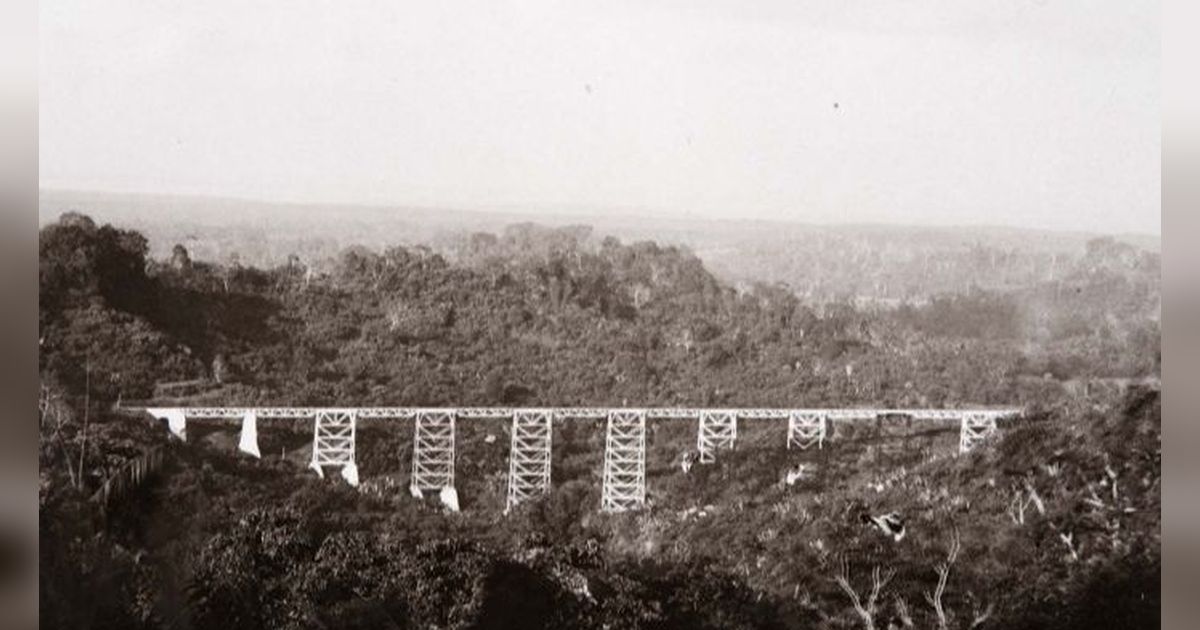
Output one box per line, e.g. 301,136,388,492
601,409,647,513
958,411,999,454
311,409,357,471
411,410,456,492
153,407,1021,422
697,410,737,463
788,411,827,450
505,410,553,512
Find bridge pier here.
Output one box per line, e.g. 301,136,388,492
505,410,553,512
238,410,261,458
147,408,188,441
601,409,647,512
411,410,456,495
787,411,826,449
309,409,358,485
958,412,998,454
697,410,737,463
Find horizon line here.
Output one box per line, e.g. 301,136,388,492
39,186,1163,241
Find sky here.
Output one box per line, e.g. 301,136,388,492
40,1,1160,235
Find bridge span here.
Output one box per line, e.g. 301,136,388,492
143,406,1020,513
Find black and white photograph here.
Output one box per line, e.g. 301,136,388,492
36,2,1160,629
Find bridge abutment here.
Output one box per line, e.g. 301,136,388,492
147,408,188,441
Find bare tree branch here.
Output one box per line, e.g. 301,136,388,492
833,555,895,630
1059,531,1079,562
893,594,914,628
969,600,995,629
1023,479,1045,515
923,528,961,630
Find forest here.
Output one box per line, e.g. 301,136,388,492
38,212,1160,629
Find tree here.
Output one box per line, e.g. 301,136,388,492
171,244,192,270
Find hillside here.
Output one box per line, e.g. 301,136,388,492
38,212,1160,629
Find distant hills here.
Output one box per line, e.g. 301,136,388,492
40,189,1160,303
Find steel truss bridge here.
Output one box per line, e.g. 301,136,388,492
144,406,1020,513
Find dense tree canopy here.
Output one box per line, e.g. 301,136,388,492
38,213,1159,629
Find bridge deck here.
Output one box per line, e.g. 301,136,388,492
141,406,1021,421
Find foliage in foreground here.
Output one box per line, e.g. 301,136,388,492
39,389,1159,629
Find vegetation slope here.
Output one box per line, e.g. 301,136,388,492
38,213,1159,629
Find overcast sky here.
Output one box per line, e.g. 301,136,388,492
41,1,1159,234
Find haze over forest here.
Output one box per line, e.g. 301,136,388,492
40,189,1160,305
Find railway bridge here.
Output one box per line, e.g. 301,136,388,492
143,406,1020,513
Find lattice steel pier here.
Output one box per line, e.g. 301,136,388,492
601,410,647,512
697,410,737,463
310,409,357,476
505,409,553,511
787,411,826,450
411,410,456,494
958,411,999,454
